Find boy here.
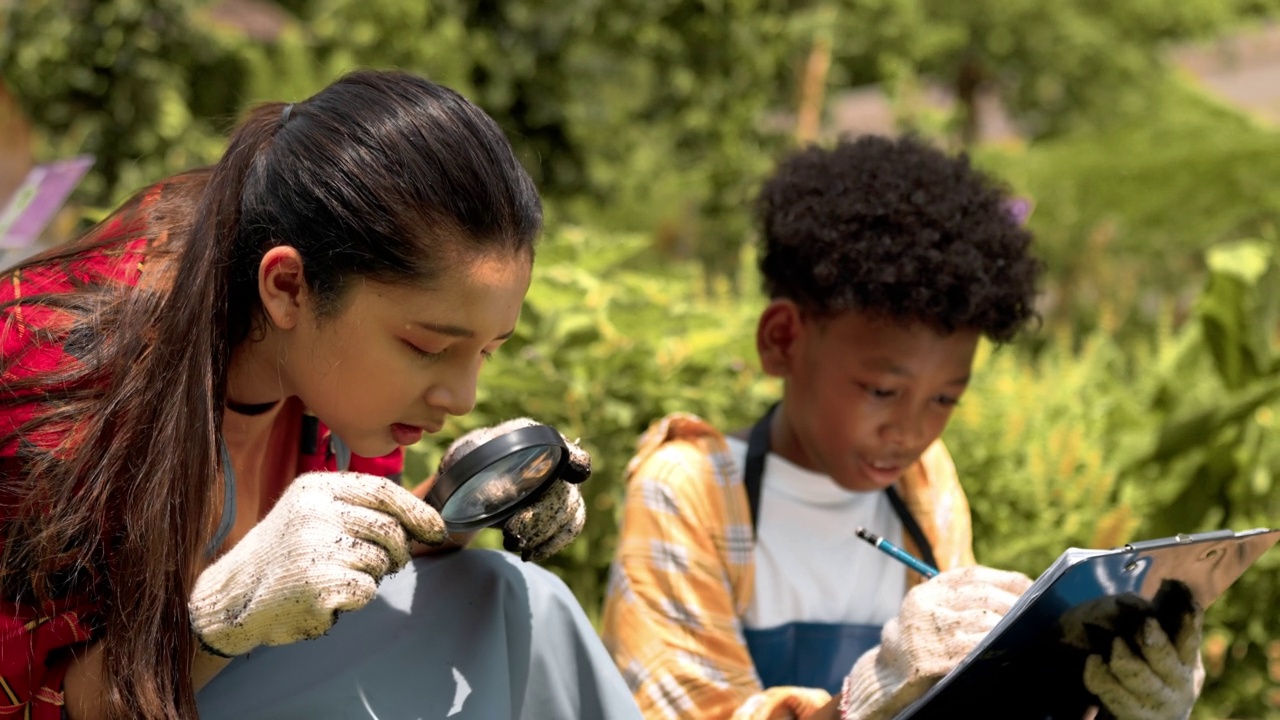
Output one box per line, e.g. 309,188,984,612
600,136,1202,720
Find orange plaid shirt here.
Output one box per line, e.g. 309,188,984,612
600,413,976,720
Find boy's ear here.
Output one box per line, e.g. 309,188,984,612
757,300,802,377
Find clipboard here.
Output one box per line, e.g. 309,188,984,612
893,527,1280,719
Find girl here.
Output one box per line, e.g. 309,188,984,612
0,70,632,720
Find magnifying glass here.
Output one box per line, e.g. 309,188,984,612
425,423,578,533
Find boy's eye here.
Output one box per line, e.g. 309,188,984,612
934,394,961,407
862,384,896,399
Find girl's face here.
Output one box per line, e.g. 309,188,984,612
276,249,532,459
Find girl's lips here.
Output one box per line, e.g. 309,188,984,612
390,423,425,446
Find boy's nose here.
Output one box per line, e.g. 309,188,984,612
882,408,928,449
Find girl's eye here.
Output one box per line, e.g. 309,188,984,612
407,339,499,363
935,395,961,407
405,341,444,362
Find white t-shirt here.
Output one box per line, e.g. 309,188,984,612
725,436,907,630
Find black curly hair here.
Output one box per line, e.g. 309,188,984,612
754,134,1041,342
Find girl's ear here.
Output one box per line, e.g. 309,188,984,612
757,299,802,378
258,246,308,330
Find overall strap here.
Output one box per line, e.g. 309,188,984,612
206,441,237,557
742,403,936,569
885,484,937,571
743,404,775,538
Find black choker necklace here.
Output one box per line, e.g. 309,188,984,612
226,398,281,416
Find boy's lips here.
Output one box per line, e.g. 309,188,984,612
857,456,911,486
866,458,906,471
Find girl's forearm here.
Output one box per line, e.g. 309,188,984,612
63,640,235,720
192,646,234,692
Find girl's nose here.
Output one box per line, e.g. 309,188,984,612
424,361,479,417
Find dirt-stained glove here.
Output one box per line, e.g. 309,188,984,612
439,417,589,562
1073,581,1205,720
190,471,445,657
838,565,1033,720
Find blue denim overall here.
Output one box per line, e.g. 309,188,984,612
739,405,937,695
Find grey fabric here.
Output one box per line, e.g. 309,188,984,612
197,549,642,720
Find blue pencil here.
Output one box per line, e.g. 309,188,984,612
856,527,940,579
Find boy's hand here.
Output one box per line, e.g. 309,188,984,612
1081,582,1204,720
837,565,1032,720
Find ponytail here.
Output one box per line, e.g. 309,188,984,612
0,103,289,719
103,102,288,719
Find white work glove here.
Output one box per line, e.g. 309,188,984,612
439,417,589,562
838,565,1033,720
1075,581,1205,720
190,471,445,657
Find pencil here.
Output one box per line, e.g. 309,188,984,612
856,526,940,579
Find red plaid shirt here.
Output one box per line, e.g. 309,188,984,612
0,184,402,718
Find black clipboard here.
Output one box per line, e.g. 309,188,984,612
893,527,1280,719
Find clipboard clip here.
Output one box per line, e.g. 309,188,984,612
1122,528,1235,552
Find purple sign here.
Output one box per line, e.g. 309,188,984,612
0,155,95,249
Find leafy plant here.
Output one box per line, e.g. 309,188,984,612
948,237,1280,718
1,0,235,206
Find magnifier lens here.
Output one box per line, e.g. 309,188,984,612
441,445,564,525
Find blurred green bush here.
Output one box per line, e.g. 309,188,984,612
978,76,1280,343
950,237,1280,717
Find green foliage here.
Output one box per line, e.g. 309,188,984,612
1198,241,1280,391
947,335,1141,573
10,1,1276,287
232,0,807,285
0,0,234,206
1120,239,1280,718
4,0,809,279
895,0,1267,140
947,237,1280,717
977,78,1280,340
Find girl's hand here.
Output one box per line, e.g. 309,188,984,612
500,474,586,561
439,418,590,562
189,471,445,657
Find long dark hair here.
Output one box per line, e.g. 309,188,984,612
0,70,541,719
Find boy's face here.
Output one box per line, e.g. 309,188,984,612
760,303,979,492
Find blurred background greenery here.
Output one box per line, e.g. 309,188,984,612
3,0,1280,716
